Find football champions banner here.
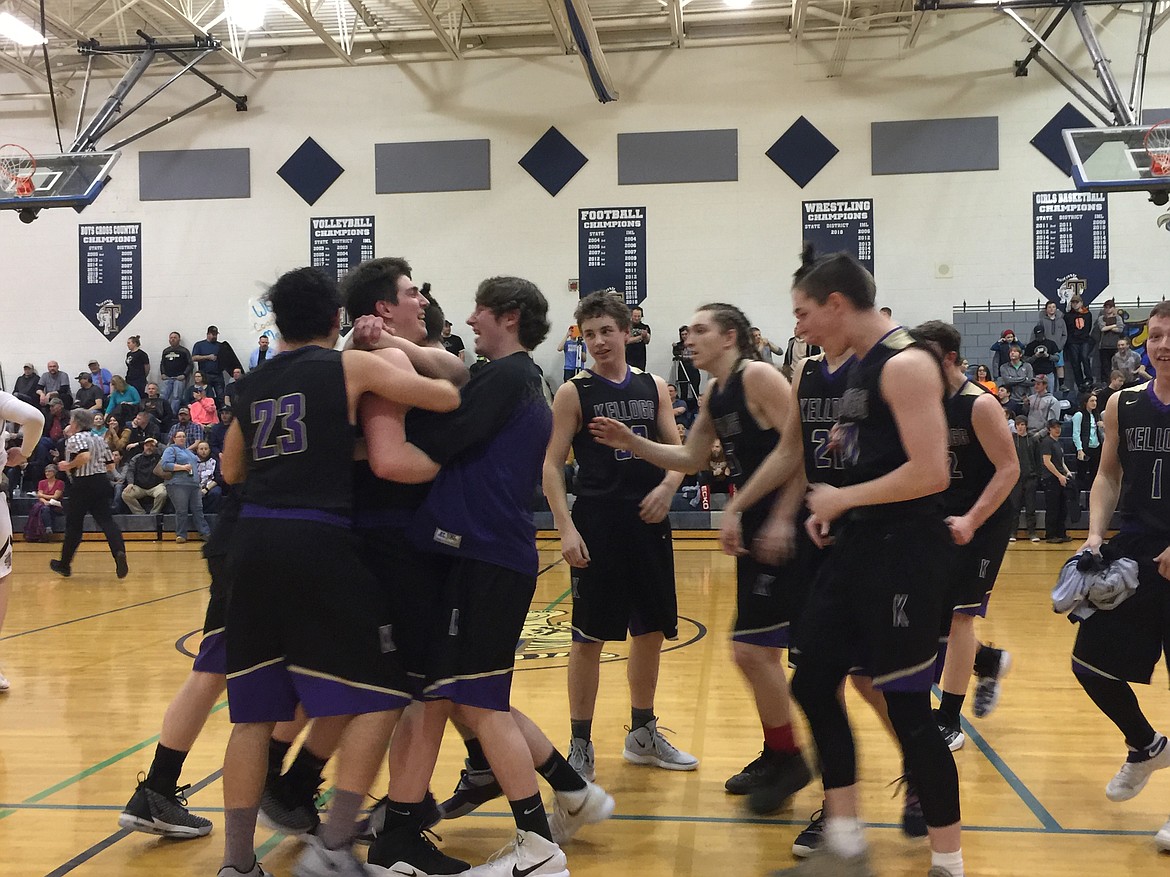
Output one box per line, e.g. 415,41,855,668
79,222,142,339
1033,191,1109,306
311,216,375,335
578,207,647,306
802,199,875,277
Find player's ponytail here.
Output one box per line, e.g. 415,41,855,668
792,241,876,310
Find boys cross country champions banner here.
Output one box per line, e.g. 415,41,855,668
78,222,142,340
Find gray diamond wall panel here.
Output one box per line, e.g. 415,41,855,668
139,148,251,201
871,117,999,176
374,140,491,194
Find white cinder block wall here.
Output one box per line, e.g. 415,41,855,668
0,15,1166,386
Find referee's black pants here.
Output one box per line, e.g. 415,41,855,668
61,474,125,566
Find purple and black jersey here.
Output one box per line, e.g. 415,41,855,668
797,352,852,488
1116,382,1170,538
944,380,1001,518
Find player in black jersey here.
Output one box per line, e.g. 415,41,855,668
769,246,962,877
909,322,1018,751
544,291,694,781
215,267,460,877
591,302,812,813
1069,301,1170,852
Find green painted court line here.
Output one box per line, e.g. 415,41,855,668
545,584,572,611
0,700,230,821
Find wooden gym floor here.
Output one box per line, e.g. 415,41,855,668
2,534,1169,877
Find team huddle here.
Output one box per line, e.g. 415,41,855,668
19,246,1158,877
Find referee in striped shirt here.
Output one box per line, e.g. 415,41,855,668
51,408,129,579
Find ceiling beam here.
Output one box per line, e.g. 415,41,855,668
410,0,459,59
277,0,356,64
140,0,260,76
541,0,571,52
668,0,685,47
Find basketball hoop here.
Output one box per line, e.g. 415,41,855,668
1145,120,1170,177
0,144,36,197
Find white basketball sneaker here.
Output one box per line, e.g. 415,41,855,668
549,782,615,844
1106,733,1170,802
622,719,698,771
464,830,568,877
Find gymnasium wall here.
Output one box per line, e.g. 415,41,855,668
0,16,1167,386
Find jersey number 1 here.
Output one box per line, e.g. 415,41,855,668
251,393,308,460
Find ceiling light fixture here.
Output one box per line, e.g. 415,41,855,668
225,0,268,32
0,12,48,46
722,0,754,8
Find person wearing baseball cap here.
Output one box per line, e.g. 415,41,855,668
1096,298,1127,385
13,363,40,406
74,372,105,412
88,360,113,396
989,328,1019,376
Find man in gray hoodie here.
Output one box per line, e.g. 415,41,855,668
1037,300,1068,390
1025,374,1063,437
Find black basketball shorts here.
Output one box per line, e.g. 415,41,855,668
943,504,1015,628
193,554,230,676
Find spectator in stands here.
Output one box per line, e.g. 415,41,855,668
668,383,689,425
38,361,71,409
1037,300,1068,388
1111,337,1148,385
43,398,68,443
440,320,466,362
1025,374,1062,437
973,364,997,394
122,411,158,459
182,371,216,406
672,325,701,412
782,330,821,379
91,413,108,436
166,407,203,446
996,385,1021,417
1024,327,1059,386
187,385,217,428
124,335,150,396
31,464,64,534
191,326,224,397
105,375,141,423
1063,295,1095,391
161,431,209,543
193,440,223,513
627,306,651,371
140,382,172,432
1039,419,1073,543
103,416,128,456
122,437,168,515
88,360,113,396
160,331,192,416
74,372,105,412
108,448,129,512
999,344,1033,406
557,325,587,383
223,368,244,409
14,363,40,406
248,334,272,370
207,407,233,457
1071,390,1103,489
1092,298,1125,383
750,327,782,367
1010,415,1041,543
989,329,1018,375
1096,369,1126,411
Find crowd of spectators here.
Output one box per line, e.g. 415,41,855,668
3,327,272,537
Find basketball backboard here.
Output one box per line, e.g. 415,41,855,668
1063,124,1170,195
0,151,120,213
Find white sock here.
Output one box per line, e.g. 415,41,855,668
931,848,964,877
824,816,866,858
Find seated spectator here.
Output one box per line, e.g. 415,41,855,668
108,448,130,512
122,437,168,514
122,411,159,459
223,368,244,409
208,407,233,457
162,431,210,543
104,415,131,457
1071,390,1103,489
668,384,690,426
193,440,223,513
1096,369,1126,411
989,329,1019,375
182,371,216,406
29,463,65,534
998,344,1033,406
973,364,997,394
13,362,40,406
91,413,108,436
88,360,113,395
74,372,105,412
1025,375,1062,436
38,361,71,409
1111,337,1148,385
105,375,142,422
43,398,68,443
188,386,218,427
140,382,173,433
166,408,204,446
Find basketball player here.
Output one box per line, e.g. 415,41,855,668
215,266,460,877
544,291,695,783
589,302,811,813
0,390,44,690
769,246,962,877
910,322,1018,751
1069,300,1170,851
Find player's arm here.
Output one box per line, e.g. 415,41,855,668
637,375,685,524
343,348,461,421
542,382,589,567
0,391,45,466
947,393,1020,545
357,348,441,484
588,385,715,474
808,349,949,527
220,420,247,484
1082,392,1122,553
348,316,469,386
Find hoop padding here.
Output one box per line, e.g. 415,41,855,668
0,143,36,196
1145,120,1170,177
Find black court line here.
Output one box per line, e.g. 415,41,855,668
0,586,207,642
42,769,222,877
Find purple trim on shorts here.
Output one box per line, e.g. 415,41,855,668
873,662,938,693
289,669,410,718
426,673,514,712
953,591,992,618
354,509,413,530
240,503,351,528
193,630,226,675
572,628,603,644
732,626,790,649
227,662,299,724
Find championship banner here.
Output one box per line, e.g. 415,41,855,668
1033,191,1109,306
311,215,374,335
801,199,875,277
578,207,647,306
79,222,141,340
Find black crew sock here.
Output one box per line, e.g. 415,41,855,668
937,692,965,727
509,793,552,841
570,719,592,742
464,737,491,772
381,798,426,834
267,738,292,780
537,752,587,792
283,746,327,794
145,743,188,794
631,708,655,731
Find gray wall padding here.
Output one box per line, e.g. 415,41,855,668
138,148,251,201
374,140,491,193
617,129,738,185
871,117,999,175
